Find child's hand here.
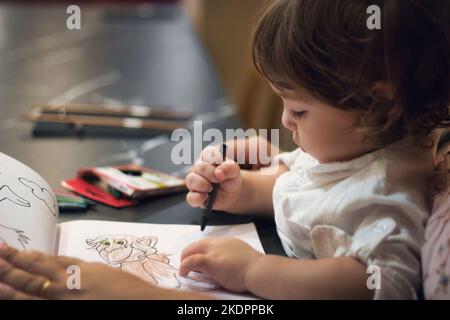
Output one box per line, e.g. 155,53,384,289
228,136,280,170
185,145,244,212
179,237,263,293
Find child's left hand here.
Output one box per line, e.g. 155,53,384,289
179,237,263,293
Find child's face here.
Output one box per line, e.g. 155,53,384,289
271,84,376,163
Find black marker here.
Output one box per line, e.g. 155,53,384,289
201,144,227,231
58,202,89,212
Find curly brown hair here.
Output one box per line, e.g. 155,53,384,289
252,0,450,147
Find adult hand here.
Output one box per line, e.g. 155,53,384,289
0,244,204,300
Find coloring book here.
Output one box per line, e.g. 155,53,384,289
0,152,265,299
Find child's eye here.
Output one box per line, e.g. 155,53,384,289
289,110,306,119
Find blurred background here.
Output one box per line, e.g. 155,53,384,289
0,0,292,150
182,0,288,148
0,0,288,251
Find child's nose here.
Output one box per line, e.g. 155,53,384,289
281,109,296,132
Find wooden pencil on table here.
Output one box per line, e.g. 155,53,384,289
30,103,192,121
21,112,188,131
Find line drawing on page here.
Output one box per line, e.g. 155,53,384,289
86,235,182,289
0,185,31,208
86,234,218,291
18,177,57,216
0,224,30,249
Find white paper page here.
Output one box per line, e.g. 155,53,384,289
57,220,265,299
0,153,58,253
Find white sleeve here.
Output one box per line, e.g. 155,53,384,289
272,149,300,169
310,206,424,300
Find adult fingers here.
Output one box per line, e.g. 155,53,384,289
0,257,53,298
0,282,40,300
0,245,67,280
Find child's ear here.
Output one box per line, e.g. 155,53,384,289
371,82,402,128
372,82,395,100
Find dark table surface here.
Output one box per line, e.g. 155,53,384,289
0,2,285,255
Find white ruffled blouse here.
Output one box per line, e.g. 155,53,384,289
272,140,435,299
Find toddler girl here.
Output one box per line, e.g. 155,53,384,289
181,0,449,299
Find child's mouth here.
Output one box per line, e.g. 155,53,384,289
293,131,305,152
293,131,298,144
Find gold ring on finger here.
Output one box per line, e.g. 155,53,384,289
40,280,51,298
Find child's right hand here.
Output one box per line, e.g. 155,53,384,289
185,144,243,213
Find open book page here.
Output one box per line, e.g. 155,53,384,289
0,153,58,253
57,220,265,299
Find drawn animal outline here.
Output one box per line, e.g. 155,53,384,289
18,177,57,216
86,235,182,289
0,223,30,250
0,185,31,208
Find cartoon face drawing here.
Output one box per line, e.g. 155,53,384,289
86,234,181,288
87,235,158,264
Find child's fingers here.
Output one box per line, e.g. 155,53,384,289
180,240,209,261
215,159,241,180
179,254,211,277
214,160,241,192
186,191,208,208
200,145,226,165
190,162,221,184
185,172,213,193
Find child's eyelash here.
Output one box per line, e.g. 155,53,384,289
289,110,306,119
